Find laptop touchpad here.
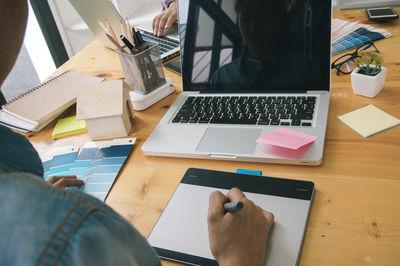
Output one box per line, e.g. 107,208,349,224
196,128,261,154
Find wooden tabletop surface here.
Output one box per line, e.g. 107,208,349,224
25,8,400,266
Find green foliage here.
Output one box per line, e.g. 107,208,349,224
354,51,384,76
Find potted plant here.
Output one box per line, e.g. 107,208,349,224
351,50,387,98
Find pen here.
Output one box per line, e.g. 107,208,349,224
132,27,139,46
136,30,144,45
223,201,243,212
120,35,134,52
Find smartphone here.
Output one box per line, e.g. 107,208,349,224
366,7,399,22
164,57,181,75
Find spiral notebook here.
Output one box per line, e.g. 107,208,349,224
1,71,103,127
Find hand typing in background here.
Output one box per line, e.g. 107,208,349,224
152,0,178,37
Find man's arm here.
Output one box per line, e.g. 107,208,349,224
58,208,161,265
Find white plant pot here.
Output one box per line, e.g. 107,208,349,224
351,66,387,98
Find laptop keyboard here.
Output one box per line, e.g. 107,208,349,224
171,96,317,126
139,30,179,54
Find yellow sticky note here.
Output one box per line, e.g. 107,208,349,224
338,105,400,138
52,116,87,139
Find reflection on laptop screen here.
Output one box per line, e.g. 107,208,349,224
178,0,331,92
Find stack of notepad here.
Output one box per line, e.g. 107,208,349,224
332,18,392,55
0,71,103,132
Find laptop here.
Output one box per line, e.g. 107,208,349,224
142,0,332,166
148,168,315,265
68,0,180,62
135,20,181,62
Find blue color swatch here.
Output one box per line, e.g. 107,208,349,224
43,139,135,201
44,150,78,180
69,143,134,201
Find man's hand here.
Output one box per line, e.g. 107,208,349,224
152,1,178,37
46,175,84,189
208,188,274,266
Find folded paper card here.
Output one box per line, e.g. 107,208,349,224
337,105,400,137
76,80,135,140
256,127,317,150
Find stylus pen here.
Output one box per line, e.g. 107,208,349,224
223,201,243,212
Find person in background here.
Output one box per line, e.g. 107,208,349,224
208,0,318,91
152,0,178,37
0,0,274,265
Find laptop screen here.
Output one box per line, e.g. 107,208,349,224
178,0,331,92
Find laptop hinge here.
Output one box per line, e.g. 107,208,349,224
199,89,308,94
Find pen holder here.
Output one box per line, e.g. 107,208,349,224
117,44,166,95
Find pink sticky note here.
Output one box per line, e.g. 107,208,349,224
256,127,317,150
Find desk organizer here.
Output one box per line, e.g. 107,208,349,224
129,78,174,111
117,44,166,95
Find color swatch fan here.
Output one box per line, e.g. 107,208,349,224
42,138,135,201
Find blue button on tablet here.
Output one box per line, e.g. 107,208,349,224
236,169,262,176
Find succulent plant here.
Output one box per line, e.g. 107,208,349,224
354,51,384,76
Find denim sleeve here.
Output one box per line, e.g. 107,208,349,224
0,125,43,177
56,209,161,266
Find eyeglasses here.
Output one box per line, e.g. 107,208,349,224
331,42,379,76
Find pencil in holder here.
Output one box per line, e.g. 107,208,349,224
117,44,166,95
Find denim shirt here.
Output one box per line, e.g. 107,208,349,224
0,126,161,266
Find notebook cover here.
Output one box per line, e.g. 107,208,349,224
2,71,103,125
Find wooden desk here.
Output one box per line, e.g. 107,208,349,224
26,8,400,265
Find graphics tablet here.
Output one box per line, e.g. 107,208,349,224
147,168,314,265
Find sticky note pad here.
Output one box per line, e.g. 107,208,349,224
337,105,400,138
52,116,87,139
256,127,317,150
